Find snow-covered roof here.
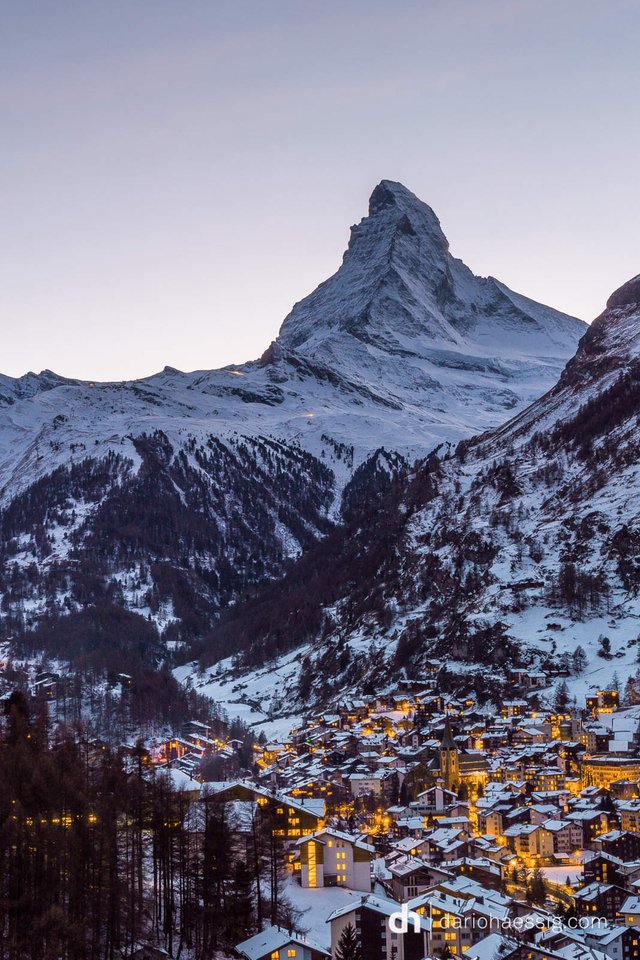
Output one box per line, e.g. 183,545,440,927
464,932,518,960
236,924,330,959
327,893,432,933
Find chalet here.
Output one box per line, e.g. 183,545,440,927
420,826,470,864
586,852,640,890
530,803,561,825
534,768,567,792
297,828,374,891
503,823,554,861
620,803,640,834
595,832,640,863
393,814,426,839
347,771,385,797
425,660,442,674
566,809,611,847
620,896,640,927
477,802,525,837
415,785,458,814
587,691,620,717
328,894,431,960
573,882,629,921
182,719,213,740
509,668,548,689
410,879,511,956
612,782,640,802
513,725,549,746
502,701,528,719
263,742,289,764
202,781,324,839
445,856,504,891
33,671,61,698
389,857,440,900
236,925,330,960
543,819,584,855
468,836,509,865
581,923,640,960
339,700,369,723
413,888,476,956
584,725,614,754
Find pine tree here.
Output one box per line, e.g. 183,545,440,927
597,635,612,659
527,868,547,905
334,922,362,960
227,861,254,943
554,680,569,711
624,676,639,706
572,645,587,674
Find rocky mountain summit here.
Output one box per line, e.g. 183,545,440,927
0,182,585,667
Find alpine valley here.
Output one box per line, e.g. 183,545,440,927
7,180,638,728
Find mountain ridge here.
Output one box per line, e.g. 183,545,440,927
185,271,640,727
0,181,587,668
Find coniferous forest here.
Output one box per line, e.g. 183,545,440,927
0,692,292,960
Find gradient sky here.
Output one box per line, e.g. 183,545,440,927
2,0,639,381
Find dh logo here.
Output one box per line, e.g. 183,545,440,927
389,903,422,934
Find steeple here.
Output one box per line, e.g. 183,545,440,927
440,720,459,792
441,719,457,751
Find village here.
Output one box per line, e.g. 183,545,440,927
151,662,640,960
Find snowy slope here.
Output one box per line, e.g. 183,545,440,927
0,181,584,500
0,181,585,654
189,274,640,719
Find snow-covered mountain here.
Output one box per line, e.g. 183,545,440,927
187,274,640,729
277,180,583,423
0,181,585,659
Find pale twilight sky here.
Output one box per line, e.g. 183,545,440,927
1,0,639,381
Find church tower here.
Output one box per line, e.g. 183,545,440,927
440,720,459,792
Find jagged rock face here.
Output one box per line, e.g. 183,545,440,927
0,181,586,658
195,276,640,718
0,181,585,497
549,274,640,392
607,274,640,310
278,180,585,421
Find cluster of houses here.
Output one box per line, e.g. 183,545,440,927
173,672,640,960
153,719,244,774
7,648,640,960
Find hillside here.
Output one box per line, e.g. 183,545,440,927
0,183,584,666
185,274,640,729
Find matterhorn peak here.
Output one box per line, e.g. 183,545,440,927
368,179,437,218
368,179,411,212
277,181,583,362
364,179,447,247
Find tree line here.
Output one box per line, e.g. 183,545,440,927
0,691,295,959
